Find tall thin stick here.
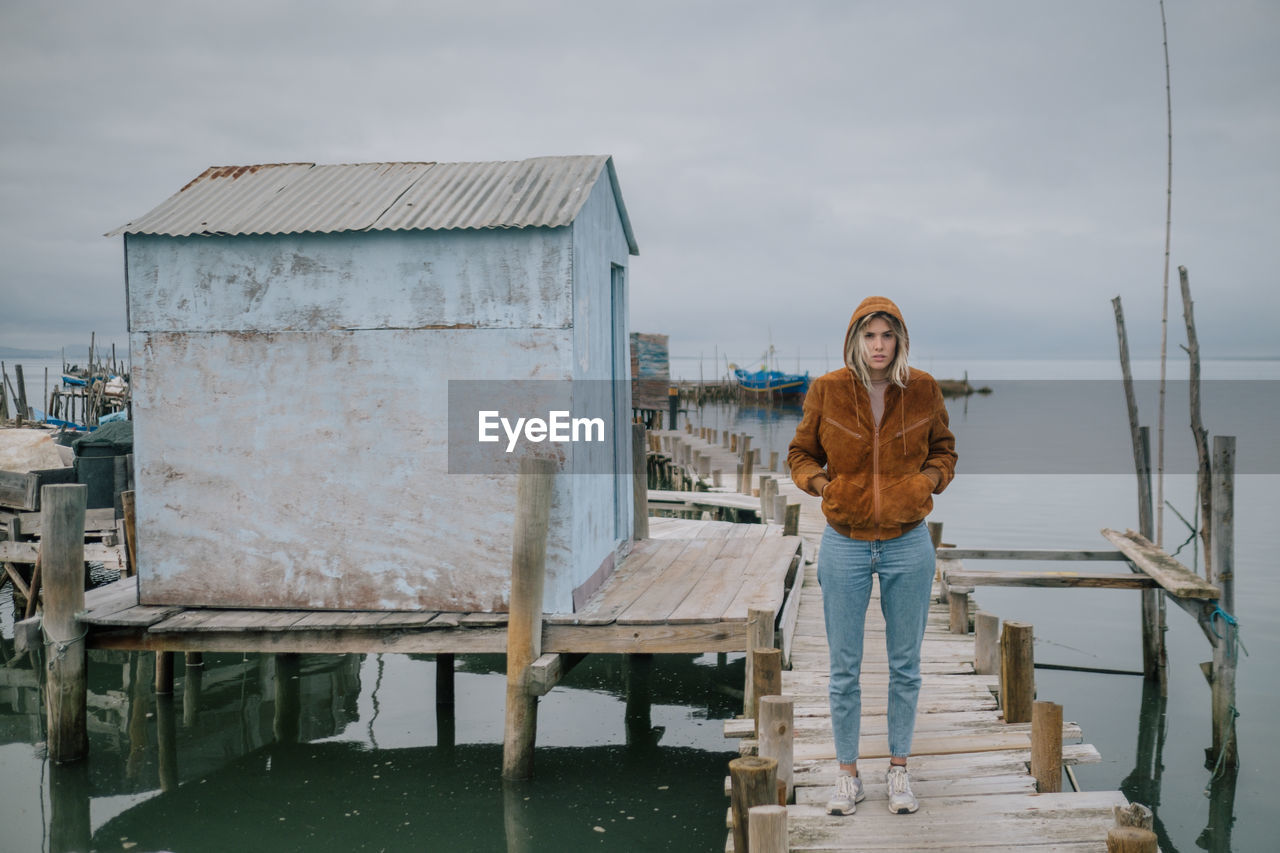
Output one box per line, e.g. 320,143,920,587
1155,0,1175,547
1178,266,1212,580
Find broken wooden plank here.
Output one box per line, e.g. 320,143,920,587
1101,527,1220,599
940,568,1158,590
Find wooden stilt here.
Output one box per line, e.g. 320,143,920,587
49,762,91,853
632,423,648,540
183,654,203,727
999,621,1034,724
273,653,301,744
757,695,794,803
750,648,781,733
1106,804,1157,853
743,608,775,717
42,483,88,763
156,695,179,791
948,585,972,634
748,804,787,853
155,651,174,694
436,653,456,707
1209,435,1237,768
121,490,137,578
1031,700,1063,792
974,611,1000,675
730,756,777,853
625,653,656,747
1136,427,1167,690
502,457,555,781
782,504,800,537
502,780,532,853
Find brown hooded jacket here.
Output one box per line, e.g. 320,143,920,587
787,296,957,540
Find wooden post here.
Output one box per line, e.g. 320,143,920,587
502,457,555,781
273,652,301,744
743,608,775,716
625,653,656,748
183,654,204,727
1137,427,1167,690
748,804,787,853
772,495,787,529
929,522,946,603
757,695,794,803
49,762,91,853
1031,700,1063,792
1179,266,1213,579
632,423,648,540
436,653,456,707
15,363,29,422
42,483,88,762
974,611,1000,675
1107,803,1157,853
667,387,678,432
155,651,175,694
713,469,722,488
999,621,1034,724
948,585,972,634
1209,435,1237,768
741,438,754,495
156,695,179,791
502,780,532,853
121,490,137,577
782,504,800,537
751,648,782,732
730,756,777,853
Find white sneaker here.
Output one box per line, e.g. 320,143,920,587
825,771,865,815
886,765,918,814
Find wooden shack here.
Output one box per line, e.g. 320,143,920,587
108,156,638,613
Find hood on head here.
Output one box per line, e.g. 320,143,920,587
844,296,908,371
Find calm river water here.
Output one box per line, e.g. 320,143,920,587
0,358,1274,852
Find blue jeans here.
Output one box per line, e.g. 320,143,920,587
817,523,936,764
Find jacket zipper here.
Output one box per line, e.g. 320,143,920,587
872,421,881,527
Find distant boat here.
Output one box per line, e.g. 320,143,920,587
733,367,810,396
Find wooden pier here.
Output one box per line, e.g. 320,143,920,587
646,425,1177,852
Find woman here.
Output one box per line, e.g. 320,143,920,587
787,296,957,816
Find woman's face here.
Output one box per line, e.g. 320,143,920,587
861,316,897,379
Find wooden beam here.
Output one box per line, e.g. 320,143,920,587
526,652,586,697
937,549,1125,561
1100,528,1220,599
941,569,1157,590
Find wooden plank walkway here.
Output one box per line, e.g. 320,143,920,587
651,428,1135,851
76,517,801,657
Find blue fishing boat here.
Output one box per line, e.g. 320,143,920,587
732,367,810,396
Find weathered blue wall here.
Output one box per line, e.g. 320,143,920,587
563,168,634,607
126,209,629,613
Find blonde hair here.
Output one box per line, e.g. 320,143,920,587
846,311,910,389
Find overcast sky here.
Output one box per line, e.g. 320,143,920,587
2,1,1276,367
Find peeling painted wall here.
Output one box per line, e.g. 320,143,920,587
126,210,630,613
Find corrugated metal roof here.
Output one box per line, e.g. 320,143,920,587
108,156,638,254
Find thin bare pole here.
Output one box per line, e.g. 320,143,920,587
1155,0,1174,547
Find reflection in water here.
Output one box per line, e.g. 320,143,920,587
0,643,743,852
1121,678,1170,850
49,762,90,853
